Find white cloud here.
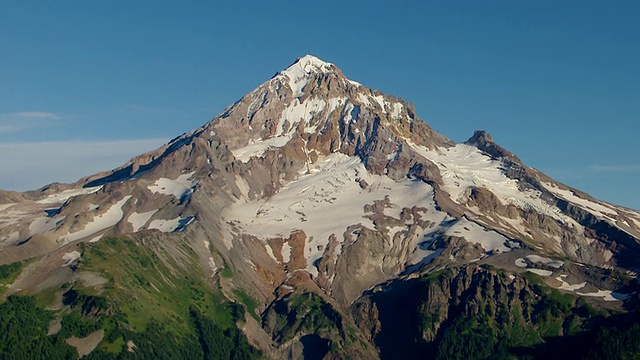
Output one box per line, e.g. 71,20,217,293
11,111,60,119
0,111,61,134
0,138,168,191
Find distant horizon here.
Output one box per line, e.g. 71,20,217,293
1,2,638,209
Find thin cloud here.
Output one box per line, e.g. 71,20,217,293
11,111,60,119
589,164,640,173
0,111,61,134
0,138,168,191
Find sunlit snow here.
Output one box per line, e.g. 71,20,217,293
223,153,447,277
527,268,552,277
64,195,132,243
232,136,293,163
128,209,158,232
407,141,572,223
37,186,103,204
576,289,630,302
555,275,586,291
445,217,511,253
148,172,196,199
62,251,81,267
525,255,564,268
280,55,334,97
148,216,194,232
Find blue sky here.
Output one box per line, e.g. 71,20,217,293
1,1,639,209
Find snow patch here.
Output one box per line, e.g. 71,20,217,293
391,103,403,119
372,95,386,111
265,244,277,262
527,269,553,277
64,195,132,243
148,172,196,199
62,251,81,267
357,93,371,106
281,242,292,263
29,216,58,236
542,182,621,224
576,289,630,302
445,217,511,253
515,258,527,267
37,186,102,204
555,275,586,291
208,257,217,273
387,226,405,241
128,210,158,232
276,97,326,136
525,255,564,268
232,136,292,163
148,216,194,233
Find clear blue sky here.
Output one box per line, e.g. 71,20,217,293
1,1,639,209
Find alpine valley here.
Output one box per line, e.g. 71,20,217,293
1,56,640,359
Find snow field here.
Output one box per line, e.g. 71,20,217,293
407,142,572,224
148,172,196,199
279,55,334,97
148,216,194,233
28,216,59,236
231,135,293,164
64,195,132,243
36,186,103,204
555,275,586,291
223,153,447,277
527,269,553,277
525,254,564,268
445,217,511,253
128,209,158,232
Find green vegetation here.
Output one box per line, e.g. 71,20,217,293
0,260,26,295
0,236,262,359
266,292,343,344
261,291,371,357
233,289,260,322
190,307,261,360
0,261,24,281
77,237,239,332
0,296,76,360
438,277,598,359
366,266,637,360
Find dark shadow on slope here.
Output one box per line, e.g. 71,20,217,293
83,130,203,188
510,311,640,359
300,334,330,360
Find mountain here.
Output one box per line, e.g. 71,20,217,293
1,55,640,359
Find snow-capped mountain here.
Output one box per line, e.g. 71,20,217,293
1,55,639,358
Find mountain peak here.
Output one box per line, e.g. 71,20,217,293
278,55,356,97
465,129,522,164
282,54,336,75
466,130,494,144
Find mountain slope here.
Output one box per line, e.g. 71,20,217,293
1,55,639,359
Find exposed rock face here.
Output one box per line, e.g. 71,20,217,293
2,55,640,358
